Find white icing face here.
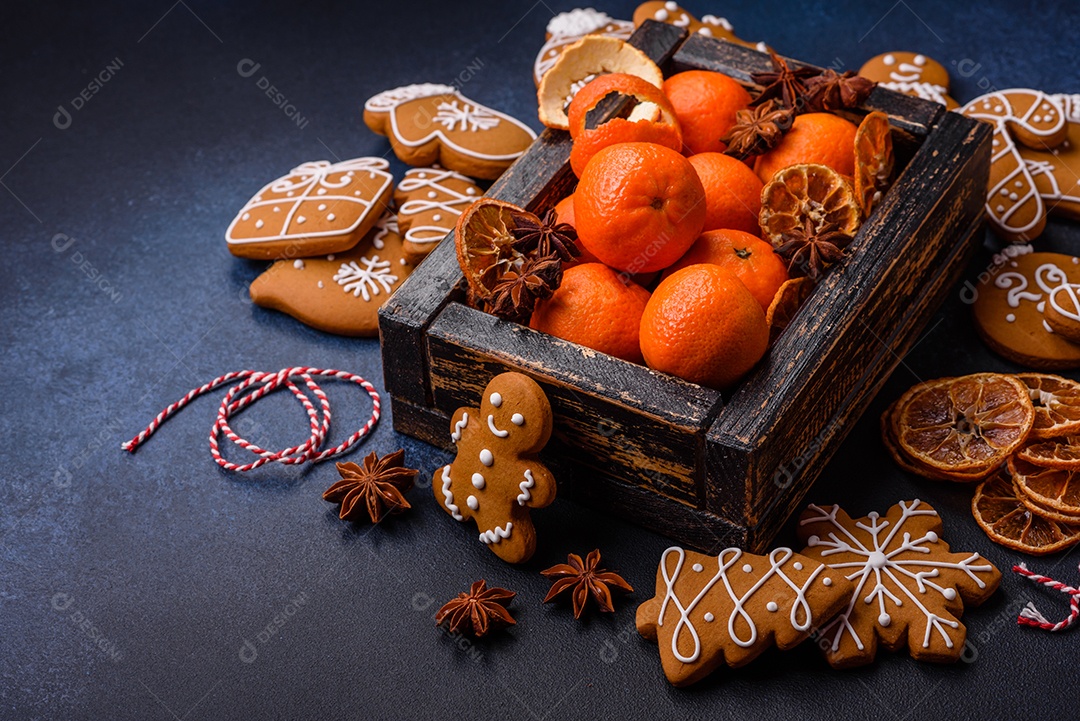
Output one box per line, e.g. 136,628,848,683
490,392,503,408
479,448,494,466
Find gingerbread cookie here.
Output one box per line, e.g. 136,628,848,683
363,84,536,181
973,250,1080,369
1020,94,1080,222
636,545,853,687
534,8,635,87
433,373,556,564
225,158,393,260
248,212,412,337
798,500,1001,668
394,167,482,265
858,52,957,109
632,1,764,50
961,89,1071,242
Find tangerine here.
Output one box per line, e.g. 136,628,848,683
530,263,651,364
662,70,752,155
686,152,763,235
639,264,768,389
662,229,788,311
575,142,706,274
753,112,858,183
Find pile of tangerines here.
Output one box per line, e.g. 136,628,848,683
457,63,892,391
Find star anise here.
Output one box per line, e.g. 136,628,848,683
489,252,563,323
804,69,876,112
323,449,418,523
721,99,794,160
435,580,516,638
511,208,580,262
749,48,820,112
541,549,633,619
773,216,854,281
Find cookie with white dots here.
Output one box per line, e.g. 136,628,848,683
636,545,854,687
226,158,393,259
433,372,556,564
858,51,958,109
632,2,764,51
393,167,482,265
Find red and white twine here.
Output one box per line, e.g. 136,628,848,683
122,367,380,472
1013,563,1080,633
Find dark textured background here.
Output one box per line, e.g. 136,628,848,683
3,1,1079,719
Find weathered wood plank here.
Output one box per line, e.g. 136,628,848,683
706,109,992,526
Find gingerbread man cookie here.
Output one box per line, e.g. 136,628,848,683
225,158,393,259
1019,94,1080,223
433,373,556,564
636,545,854,687
632,1,764,51
797,500,1001,668
363,84,536,181
973,250,1080,369
394,167,482,265
533,8,635,87
248,212,412,337
858,52,957,108
961,89,1071,242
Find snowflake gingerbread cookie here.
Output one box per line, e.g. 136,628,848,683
797,500,1001,669
433,372,556,564
363,84,536,181
636,545,854,687
226,157,393,259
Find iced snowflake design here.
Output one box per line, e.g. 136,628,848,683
433,100,501,132
798,500,998,664
333,256,398,301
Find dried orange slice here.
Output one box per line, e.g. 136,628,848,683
853,111,894,216
897,373,1034,473
880,397,998,482
1016,372,1080,439
1016,482,1080,525
1009,455,1080,515
765,276,813,343
1017,435,1080,469
759,163,862,247
972,470,1080,555
455,198,529,300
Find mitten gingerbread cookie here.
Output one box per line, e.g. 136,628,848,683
363,84,536,181
248,212,412,336
973,250,1080,369
636,545,854,687
394,167,482,264
858,52,957,108
225,158,393,259
961,89,1070,242
534,8,634,86
434,373,556,563
798,500,1001,668
632,2,764,50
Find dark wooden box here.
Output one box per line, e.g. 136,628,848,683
378,21,991,553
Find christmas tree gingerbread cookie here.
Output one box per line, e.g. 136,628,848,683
394,167,482,265
433,372,556,564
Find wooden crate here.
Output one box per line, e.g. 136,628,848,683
378,21,991,553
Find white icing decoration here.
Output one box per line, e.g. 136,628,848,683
471,472,485,489
226,158,393,245
317,203,326,211
466,495,479,511
479,522,513,545
333,256,398,302
293,259,304,269
327,213,335,221
511,413,525,426
793,562,803,571
516,469,535,506
692,563,704,572
451,412,468,443
1006,313,1016,322
654,8,669,20
317,281,323,288
766,602,778,612
440,465,463,521
487,415,509,438
255,219,264,229
490,392,503,407
433,99,500,132
995,261,1080,330
800,500,996,651
742,564,752,573
479,449,493,467
396,168,478,247
546,8,613,38
656,547,826,663
704,612,715,622
372,213,398,250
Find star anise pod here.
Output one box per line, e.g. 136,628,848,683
435,580,516,638
511,208,580,262
749,48,820,112
323,449,418,523
773,216,854,281
804,69,876,112
541,549,633,619
489,252,563,324
721,99,794,160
